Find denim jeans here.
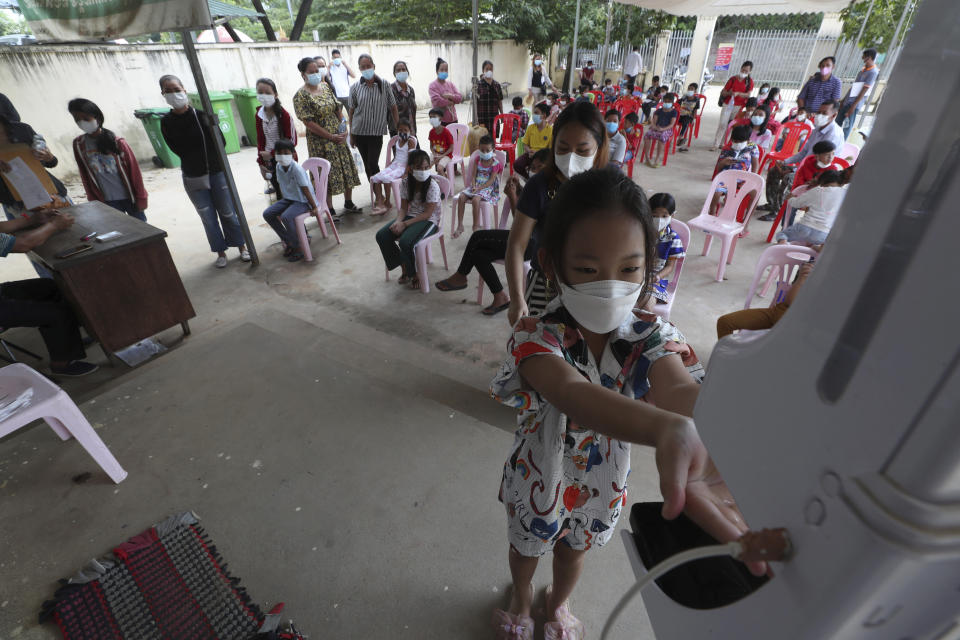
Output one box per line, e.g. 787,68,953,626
184,171,245,252
263,199,311,248
836,104,860,140
776,223,828,245
104,198,147,222
376,218,436,275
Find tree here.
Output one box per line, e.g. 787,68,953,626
0,11,25,36
716,13,822,32
840,0,917,50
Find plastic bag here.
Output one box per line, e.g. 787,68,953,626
351,146,365,176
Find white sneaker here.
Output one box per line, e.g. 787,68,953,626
215,255,228,268
240,248,251,262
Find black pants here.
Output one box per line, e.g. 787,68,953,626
678,115,694,139
353,134,384,179
456,230,535,295
514,152,536,179
0,278,85,362
626,74,637,93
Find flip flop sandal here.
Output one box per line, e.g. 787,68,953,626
492,583,535,640
409,278,422,290
542,585,584,640
435,280,467,292
482,302,511,316
398,275,412,285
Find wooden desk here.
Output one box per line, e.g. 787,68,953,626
29,201,195,355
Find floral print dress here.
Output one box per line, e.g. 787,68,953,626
293,84,360,196
491,300,704,557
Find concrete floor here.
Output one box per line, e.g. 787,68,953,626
1,88,783,639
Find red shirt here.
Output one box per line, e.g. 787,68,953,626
722,76,753,107
428,126,454,158
794,155,845,188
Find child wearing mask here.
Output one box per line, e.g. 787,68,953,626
710,125,758,215
515,103,553,179
253,77,297,198
428,108,454,173
676,83,700,152
509,97,530,144
545,93,562,125
622,112,643,165
605,109,627,169
643,93,678,168
602,78,617,103
748,106,774,152
454,135,503,238
643,192,686,309
370,118,417,215
261,139,319,262
777,169,846,246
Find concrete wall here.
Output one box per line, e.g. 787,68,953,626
0,39,531,176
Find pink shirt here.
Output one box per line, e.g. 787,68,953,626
428,79,462,124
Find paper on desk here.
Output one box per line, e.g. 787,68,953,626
2,157,52,209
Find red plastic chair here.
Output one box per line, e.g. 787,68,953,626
640,120,679,167
765,157,849,243
693,93,707,138
492,114,520,175
625,129,644,178
757,122,812,175
614,97,641,119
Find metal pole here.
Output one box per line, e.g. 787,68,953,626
179,30,259,265
472,0,479,125
568,0,581,94
599,0,613,85
854,0,876,47
699,20,715,89
889,0,913,54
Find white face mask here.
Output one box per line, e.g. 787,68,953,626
814,113,832,128
276,154,294,167
484,70,493,79
750,115,765,126
429,117,441,128
816,159,833,169
739,72,748,79
731,141,748,152
554,151,596,179
656,216,672,232
546,99,553,106
164,92,189,109
77,119,99,134
412,169,431,182
796,113,807,122
559,280,644,334
685,90,694,97
257,93,276,107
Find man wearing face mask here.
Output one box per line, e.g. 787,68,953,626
328,49,355,109
796,56,842,115
836,48,878,140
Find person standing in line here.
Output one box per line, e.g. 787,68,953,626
68,98,148,221
253,78,297,198
623,46,643,93
328,48,356,110
712,61,754,151
475,59,504,136
836,48,878,140
159,74,250,268
430,58,463,126
349,53,399,210
389,60,417,138
796,56,842,115
526,53,552,104
293,57,362,216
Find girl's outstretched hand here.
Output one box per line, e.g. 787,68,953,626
655,417,767,576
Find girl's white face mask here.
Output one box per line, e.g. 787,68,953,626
656,216,672,232
559,279,644,334
554,151,596,179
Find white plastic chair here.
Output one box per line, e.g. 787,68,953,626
368,135,412,213
838,142,860,164
648,219,690,321
744,244,818,308
454,149,507,236
687,170,765,281
299,158,342,261
445,123,469,189
384,175,451,294
0,363,126,483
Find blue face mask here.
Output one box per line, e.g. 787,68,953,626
361,69,375,81
396,71,408,83
437,71,448,80
606,122,619,134
306,73,322,86
532,114,542,125
480,150,494,161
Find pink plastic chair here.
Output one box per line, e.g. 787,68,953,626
454,149,507,236
648,219,689,321
838,142,860,164
687,170,765,281
444,123,469,189
0,363,127,483
384,175,451,294
744,244,818,308
368,135,411,213
299,158,342,261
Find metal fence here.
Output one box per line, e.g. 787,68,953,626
559,35,656,79
661,30,694,93
714,29,820,101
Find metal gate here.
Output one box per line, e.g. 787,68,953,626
661,30,694,93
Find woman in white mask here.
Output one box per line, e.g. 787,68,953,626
489,168,760,638
159,74,250,268
435,102,607,318
253,77,297,198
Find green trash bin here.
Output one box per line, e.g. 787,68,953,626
133,108,180,168
188,91,241,154
229,88,259,147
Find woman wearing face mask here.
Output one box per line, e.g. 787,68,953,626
253,78,297,199
389,60,416,138
293,57,361,216
475,59,504,136
349,53,399,196
526,54,551,104
69,98,147,221
429,58,462,127
747,105,773,152
796,56,842,115
159,74,250,268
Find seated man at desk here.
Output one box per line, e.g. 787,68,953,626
0,210,99,376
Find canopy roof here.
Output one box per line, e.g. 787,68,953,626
207,0,262,20
613,0,852,16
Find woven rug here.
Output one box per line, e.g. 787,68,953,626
39,512,264,639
